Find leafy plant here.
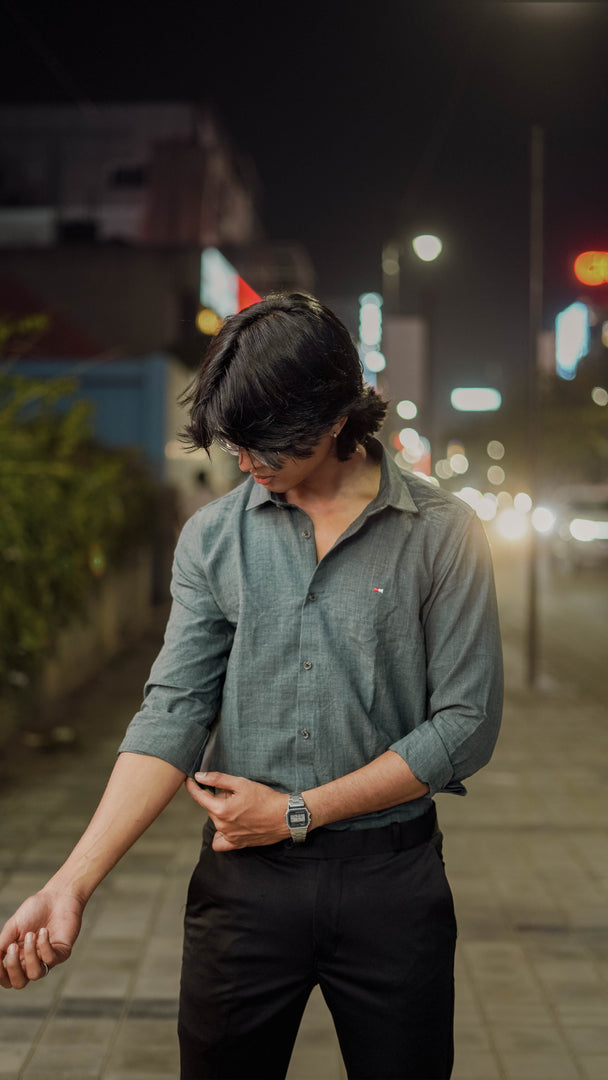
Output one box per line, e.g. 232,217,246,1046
0,375,157,688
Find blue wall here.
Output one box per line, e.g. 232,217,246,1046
11,355,169,475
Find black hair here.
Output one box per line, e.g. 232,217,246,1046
181,292,387,463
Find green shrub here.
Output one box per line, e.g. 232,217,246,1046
0,375,157,687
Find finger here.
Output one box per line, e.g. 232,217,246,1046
0,916,20,954
184,777,220,812
0,949,13,989
23,932,47,981
36,927,59,966
3,942,28,989
194,771,242,794
212,831,239,852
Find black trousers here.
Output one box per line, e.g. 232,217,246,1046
178,807,456,1080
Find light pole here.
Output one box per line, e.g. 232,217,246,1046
412,235,442,466
526,125,544,689
381,234,443,466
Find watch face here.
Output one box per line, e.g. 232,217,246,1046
287,809,309,827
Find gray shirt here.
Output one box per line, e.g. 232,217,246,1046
119,443,503,829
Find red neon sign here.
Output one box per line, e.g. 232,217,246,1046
573,251,608,287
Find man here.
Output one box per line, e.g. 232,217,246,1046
0,293,502,1079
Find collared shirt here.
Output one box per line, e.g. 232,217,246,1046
119,443,503,829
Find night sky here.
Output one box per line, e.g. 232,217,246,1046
1,1,607,409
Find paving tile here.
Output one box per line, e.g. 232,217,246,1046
454,1024,494,1053
564,1026,608,1055
103,1018,179,1073
499,1051,581,1080
579,1056,608,1080
104,1075,179,1080
60,968,131,999
37,1016,117,1047
0,1045,32,1073
452,1049,503,1080
0,1016,44,1041
22,1042,106,1077
492,1024,573,1055
126,999,178,1019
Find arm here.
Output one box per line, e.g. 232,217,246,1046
0,752,184,989
186,751,428,851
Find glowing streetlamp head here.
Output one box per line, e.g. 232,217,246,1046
412,234,443,262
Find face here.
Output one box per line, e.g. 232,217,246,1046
233,430,342,494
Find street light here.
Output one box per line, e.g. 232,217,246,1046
412,234,443,263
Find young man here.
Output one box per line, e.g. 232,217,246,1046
0,293,503,1079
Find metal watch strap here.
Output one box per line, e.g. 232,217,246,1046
285,793,311,843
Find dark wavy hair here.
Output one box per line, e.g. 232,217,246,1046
181,292,387,464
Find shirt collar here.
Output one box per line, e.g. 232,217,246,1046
245,440,420,515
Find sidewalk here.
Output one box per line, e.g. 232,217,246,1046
1,608,607,1080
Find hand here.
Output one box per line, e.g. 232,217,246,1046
0,889,84,990
185,772,290,851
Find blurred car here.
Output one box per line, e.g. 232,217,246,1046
548,483,608,572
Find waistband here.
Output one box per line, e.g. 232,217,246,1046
204,803,438,860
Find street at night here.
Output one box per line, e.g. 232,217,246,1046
1,2,607,1078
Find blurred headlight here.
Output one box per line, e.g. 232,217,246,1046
569,518,608,542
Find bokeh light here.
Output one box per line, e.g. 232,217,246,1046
450,453,469,475
532,507,556,534
396,399,418,420
496,509,528,540
435,459,454,480
364,350,386,372
476,494,498,522
569,518,608,542
487,465,505,486
487,440,505,460
514,492,533,514
412,234,442,262
196,308,223,335
451,388,502,412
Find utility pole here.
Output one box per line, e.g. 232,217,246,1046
526,125,544,688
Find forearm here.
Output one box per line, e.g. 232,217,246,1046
303,750,429,830
45,752,185,903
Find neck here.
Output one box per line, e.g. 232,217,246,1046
286,444,378,507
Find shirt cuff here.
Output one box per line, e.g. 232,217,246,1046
389,725,465,797
117,711,210,777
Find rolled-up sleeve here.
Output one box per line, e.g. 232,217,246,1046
118,515,235,775
389,514,503,796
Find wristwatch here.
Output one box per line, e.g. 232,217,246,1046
285,793,312,843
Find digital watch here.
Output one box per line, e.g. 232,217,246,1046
285,793,312,843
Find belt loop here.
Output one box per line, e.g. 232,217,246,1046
390,821,401,852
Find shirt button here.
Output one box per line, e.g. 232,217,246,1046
307,592,316,602
301,529,312,539
301,729,310,739
303,659,313,670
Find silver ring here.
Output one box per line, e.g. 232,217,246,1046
42,962,50,977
